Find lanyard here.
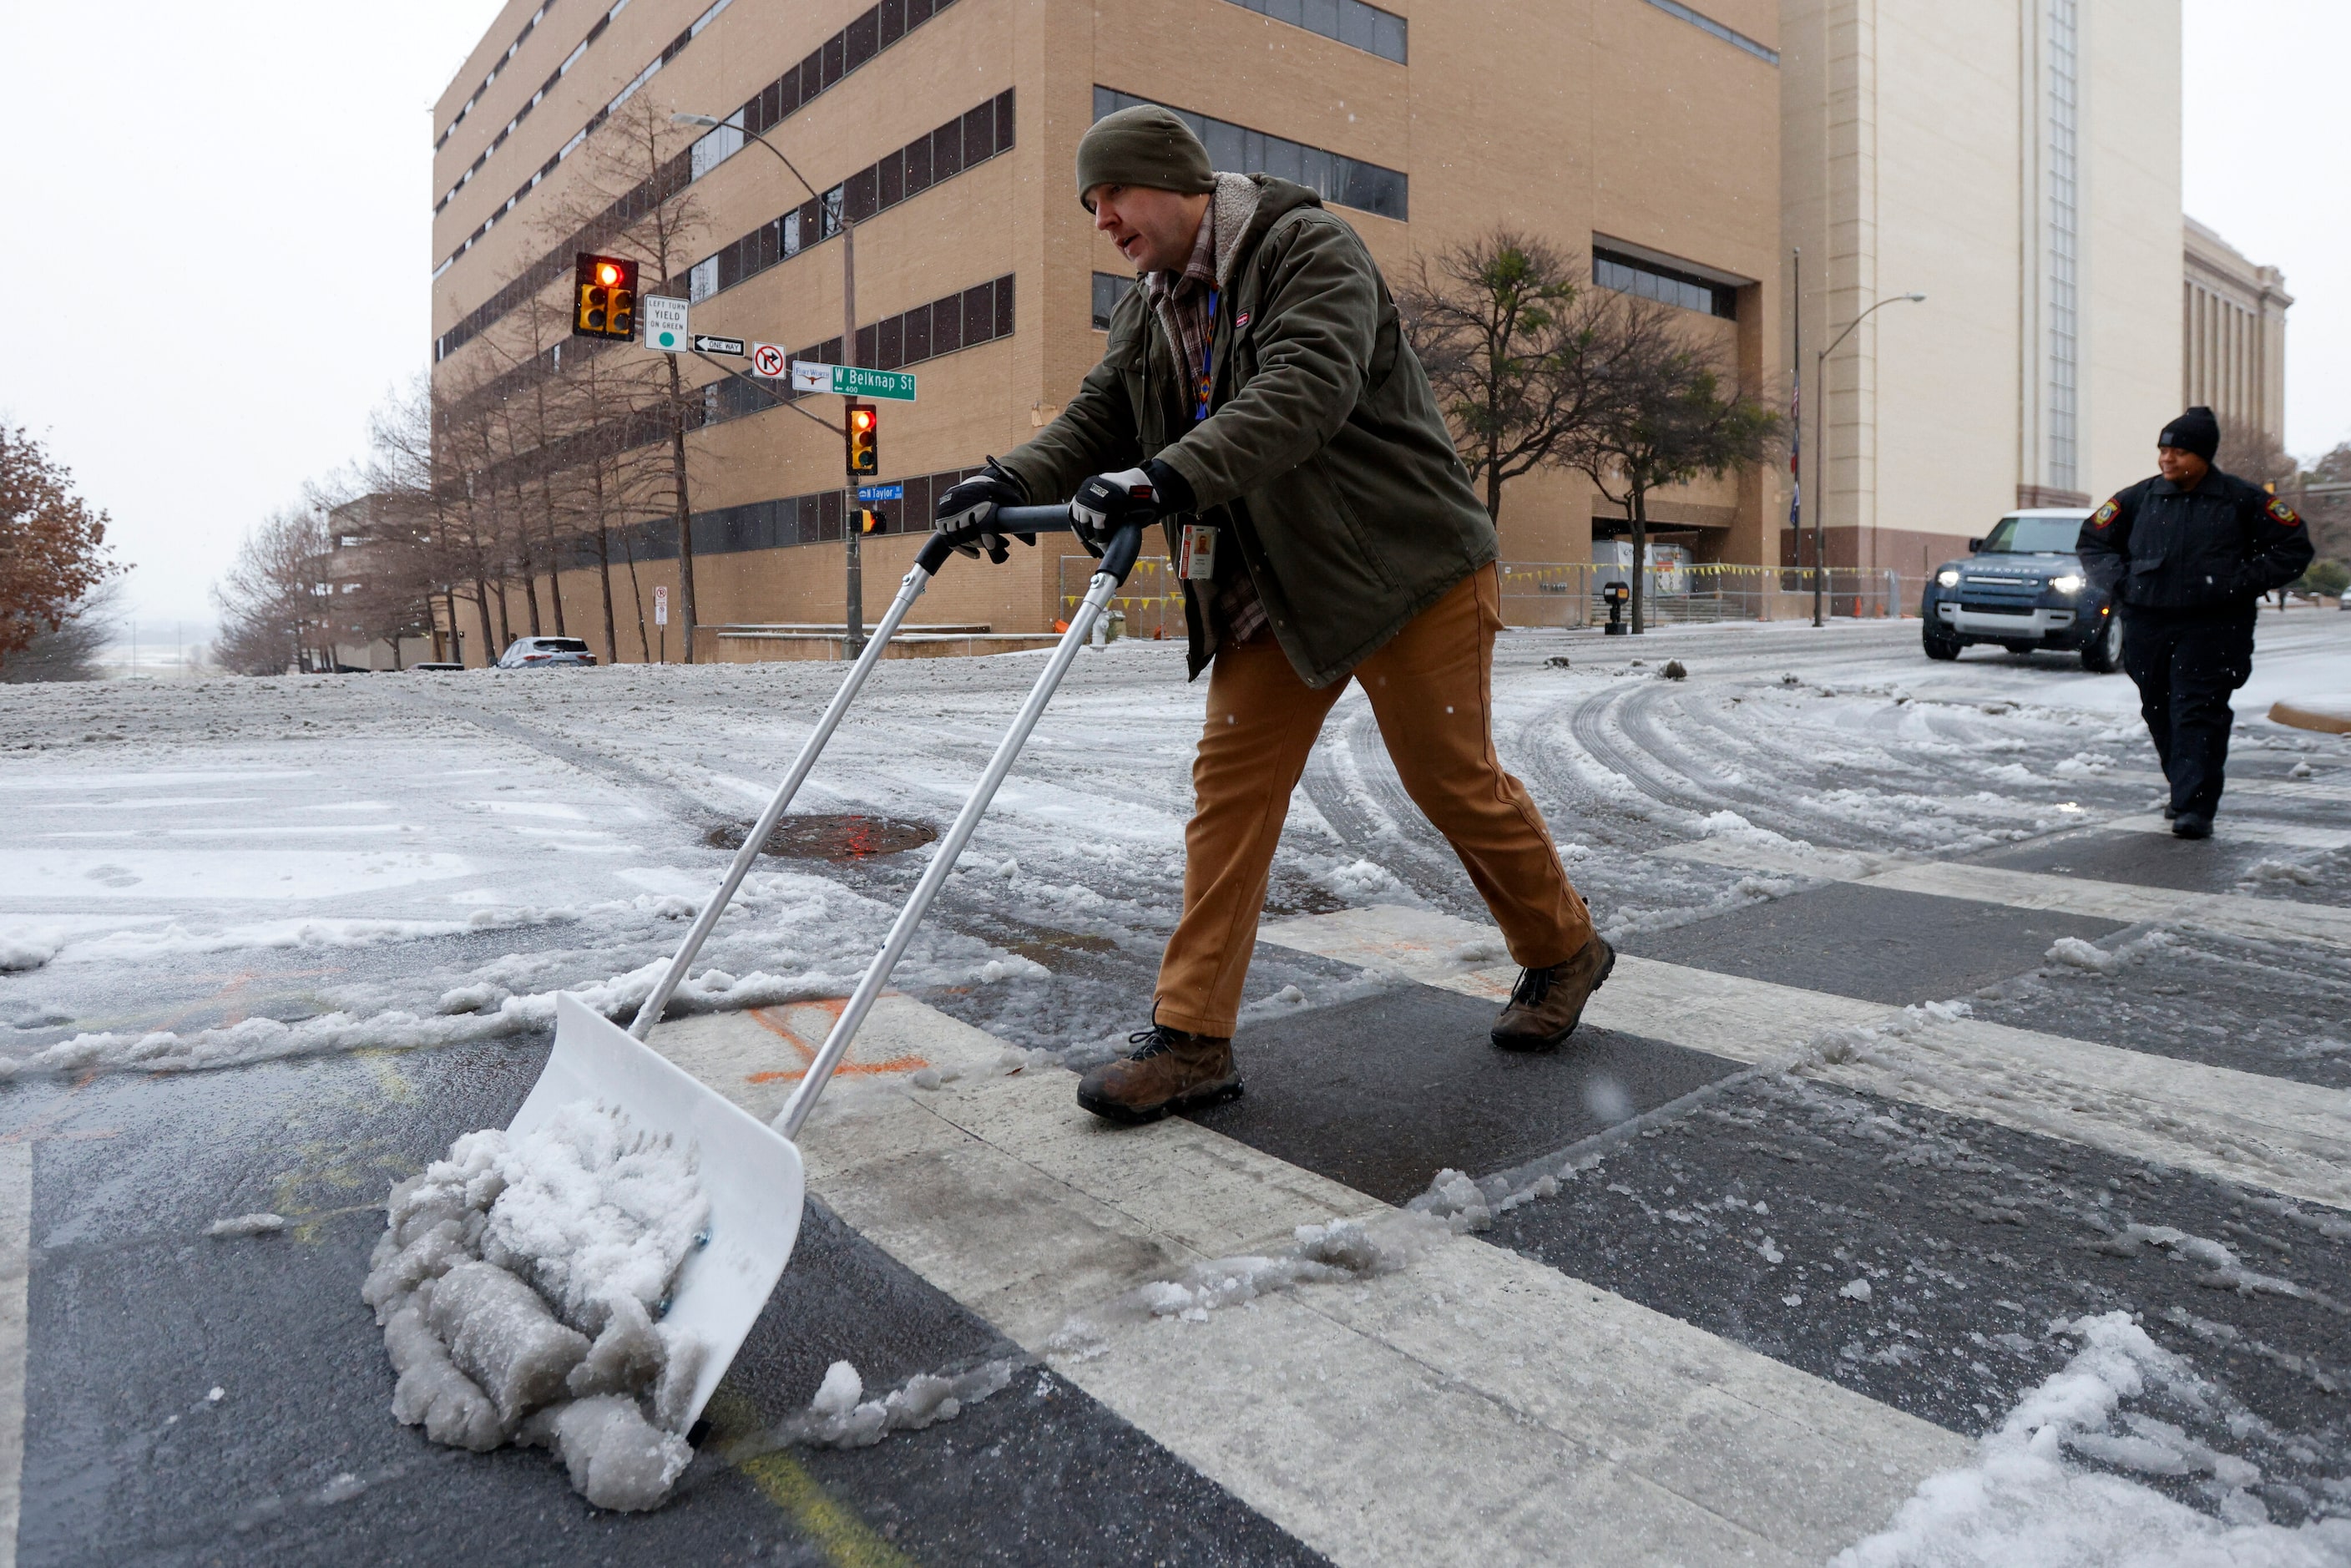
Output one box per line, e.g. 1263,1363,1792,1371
1193,287,1219,424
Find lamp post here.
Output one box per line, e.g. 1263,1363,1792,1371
675,112,866,655
1813,291,1926,627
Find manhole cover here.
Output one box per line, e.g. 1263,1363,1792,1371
705,813,938,862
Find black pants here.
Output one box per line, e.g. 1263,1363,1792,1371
2121,608,2254,818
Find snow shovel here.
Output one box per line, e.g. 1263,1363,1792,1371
524,503,1115,1433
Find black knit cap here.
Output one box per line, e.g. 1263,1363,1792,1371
1076,105,1215,211
2159,406,2220,462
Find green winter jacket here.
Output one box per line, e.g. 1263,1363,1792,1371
997,175,1495,687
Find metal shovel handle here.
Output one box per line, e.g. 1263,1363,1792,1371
774,521,1149,1137
628,530,978,1036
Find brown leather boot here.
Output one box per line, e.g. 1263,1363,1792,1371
1075,1024,1242,1125
1489,935,1616,1051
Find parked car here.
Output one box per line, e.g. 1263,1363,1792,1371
494,637,598,669
409,661,465,672
1919,508,2121,671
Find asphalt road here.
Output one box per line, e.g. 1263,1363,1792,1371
4,616,2348,1562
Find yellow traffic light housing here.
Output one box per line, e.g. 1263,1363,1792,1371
573,253,639,341
845,402,878,478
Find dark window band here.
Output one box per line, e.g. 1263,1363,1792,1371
1092,87,1406,221
1593,248,1739,321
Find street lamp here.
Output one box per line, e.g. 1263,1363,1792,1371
675,110,870,655
1812,291,1926,627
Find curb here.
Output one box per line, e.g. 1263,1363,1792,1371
2268,701,2351,736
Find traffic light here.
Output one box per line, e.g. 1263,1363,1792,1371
845,402,878,477
860,508,882,534
573,253,639,341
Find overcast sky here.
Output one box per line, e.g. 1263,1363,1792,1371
0,0,2341,647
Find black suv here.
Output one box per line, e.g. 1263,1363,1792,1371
1920,508,2121,671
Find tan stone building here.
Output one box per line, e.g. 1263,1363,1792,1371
2182,215,2289,451
1779,0,2182,581
427,0,1789,661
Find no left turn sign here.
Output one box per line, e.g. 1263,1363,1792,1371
750,342,788,378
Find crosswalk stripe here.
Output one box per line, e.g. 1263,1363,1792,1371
2103,813,2351,848
1258,905,2351,1211
1657,838,2351,950
655,1006,1969,1567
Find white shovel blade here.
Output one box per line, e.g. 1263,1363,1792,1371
515,993,806,1433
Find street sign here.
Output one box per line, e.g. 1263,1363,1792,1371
643,296,689,352
856,483,904,503
749,342,789,378
786,361,917,402
654,585,669,625
691,334,746,357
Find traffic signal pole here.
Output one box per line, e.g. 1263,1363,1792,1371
842,220,864,659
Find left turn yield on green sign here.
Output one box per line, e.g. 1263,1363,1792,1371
643,295,689,352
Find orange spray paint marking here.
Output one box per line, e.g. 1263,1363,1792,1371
743,1003,925,1083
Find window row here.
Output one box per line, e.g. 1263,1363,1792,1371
701,276,1016,431
687,92,1013,304
1637,0,1779,66
1222,0,1406,63
437,1,558,151
1092,88,1407,221
437,0,956,280
1592,248,1738,321
722,0,959,148
437,0,733,274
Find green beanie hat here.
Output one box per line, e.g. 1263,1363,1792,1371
1076,105,1215,210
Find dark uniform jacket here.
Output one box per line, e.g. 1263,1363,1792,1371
997,176,1496,689
2076,468,2313,615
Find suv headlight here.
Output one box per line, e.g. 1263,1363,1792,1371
2049,574,2084,595
1936,568,1962,588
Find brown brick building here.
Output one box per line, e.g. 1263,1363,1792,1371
428,0,1787,662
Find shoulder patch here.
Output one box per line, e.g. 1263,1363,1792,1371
2090,498,2121,529
2268,497,2303,527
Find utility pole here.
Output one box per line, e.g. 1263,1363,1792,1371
842,216,862,658
1815,291,1928,630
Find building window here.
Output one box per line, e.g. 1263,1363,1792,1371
1222,0,1406,63
1592,248,1737,320
1093,88,1407,221
1092,271,1135,331
1636,0,1779,66
681,91,1013,307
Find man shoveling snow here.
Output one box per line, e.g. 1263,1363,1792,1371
362,1100,710,1510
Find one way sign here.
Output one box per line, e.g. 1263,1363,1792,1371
691,334,746,357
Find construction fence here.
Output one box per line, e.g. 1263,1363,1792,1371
1059,557,1916,637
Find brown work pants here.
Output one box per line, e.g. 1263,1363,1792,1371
1154,564,1594,1037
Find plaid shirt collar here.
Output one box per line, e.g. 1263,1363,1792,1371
1144,205,1220,392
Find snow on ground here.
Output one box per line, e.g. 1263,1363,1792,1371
1836,1312,2351,1566
0,614,2345,1078
363,1100,710,1510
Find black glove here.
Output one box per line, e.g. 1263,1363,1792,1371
1069,460,1192,556
933,459,1029,562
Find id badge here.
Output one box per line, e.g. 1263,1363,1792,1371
1181,524,1218,582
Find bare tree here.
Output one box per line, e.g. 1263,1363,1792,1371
2296,438,2351,568
213,505,333,675
1563,298,1782,635
2215,416,2297,493
536,93,709,660
554,335,668,664
1398,234,1626,520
